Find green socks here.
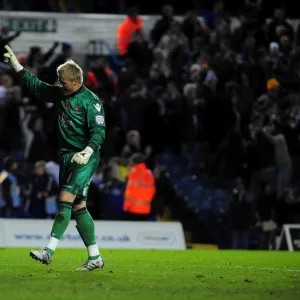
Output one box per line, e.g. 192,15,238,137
46,203,100,260
74,207,100,260
47,201,72,256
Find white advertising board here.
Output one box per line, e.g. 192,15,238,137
0,218,186,250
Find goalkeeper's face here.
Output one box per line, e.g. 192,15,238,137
58,72,81,95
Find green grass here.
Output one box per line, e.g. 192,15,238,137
0,249,299,300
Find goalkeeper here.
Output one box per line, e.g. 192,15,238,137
4,45,106,271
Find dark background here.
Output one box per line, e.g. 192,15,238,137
97,0,299,17
4,0,300,18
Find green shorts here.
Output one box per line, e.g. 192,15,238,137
59,151,100,200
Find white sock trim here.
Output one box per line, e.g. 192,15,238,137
47,237,59,252
87,244,100,258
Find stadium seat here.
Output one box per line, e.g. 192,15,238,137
156,152,230,222
10,149,25,160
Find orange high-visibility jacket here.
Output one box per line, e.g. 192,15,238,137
124,163,156,215
117,16,143,55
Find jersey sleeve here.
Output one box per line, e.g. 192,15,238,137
18,69,63,103
85,99,106,150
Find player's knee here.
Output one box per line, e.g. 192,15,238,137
72,200,86,212
60,190,77,202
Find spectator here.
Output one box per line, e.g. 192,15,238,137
0,73,23,152
181,10,207,49
155,22,189,78
150,4,174,46
249,120,277,192
97,163,125,220
123,153,156,221
85,58,118,101
262,125,292,197
266,8,294,44
0,156,21,217
25,160,58,218
26,42,59,76
276,188,300,226
45,160,59,185
48,42,73,83
256,182,277,250
21,112,51,163
227,178,255,249
117,6,144,58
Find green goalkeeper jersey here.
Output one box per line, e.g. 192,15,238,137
19,70,105,153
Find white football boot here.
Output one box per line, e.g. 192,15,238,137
30,248,52,265
76,257,104,271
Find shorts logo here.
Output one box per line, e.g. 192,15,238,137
96,115,104,125
83,186,88,196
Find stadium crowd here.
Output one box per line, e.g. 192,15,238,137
1,1,300,249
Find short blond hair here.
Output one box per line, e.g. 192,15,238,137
57,60,83,83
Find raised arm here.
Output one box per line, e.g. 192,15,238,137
4,45,63,102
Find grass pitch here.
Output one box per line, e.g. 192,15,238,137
0,248,299,300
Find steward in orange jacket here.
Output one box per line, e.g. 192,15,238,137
123,153,156,221
117,7,143,56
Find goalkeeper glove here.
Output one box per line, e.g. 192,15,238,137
3,45,24,72
71,146,93,165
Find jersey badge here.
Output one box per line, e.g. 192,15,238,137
96,115,104,125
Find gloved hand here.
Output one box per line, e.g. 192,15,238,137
3,45,24,72
71,146,93,165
